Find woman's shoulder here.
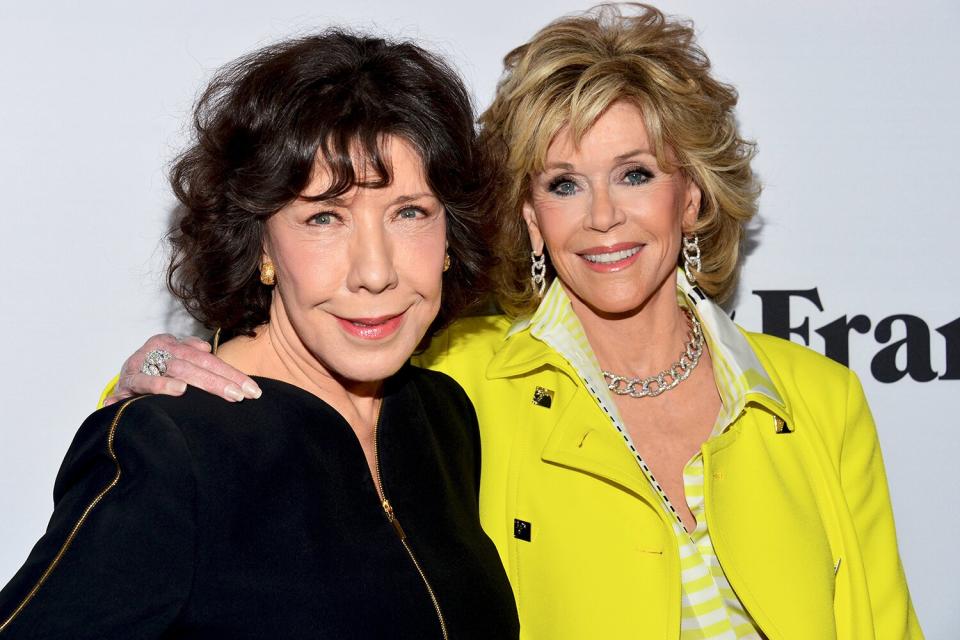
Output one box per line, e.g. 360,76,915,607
93,380,345,461
416,314,512,370
739,329,867,423
742,329,852,383
435,314,514,351
105,380,314,427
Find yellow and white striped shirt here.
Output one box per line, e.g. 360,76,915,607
513,273,784,639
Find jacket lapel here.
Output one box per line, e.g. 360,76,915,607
488,330,664,508
539,388,665,507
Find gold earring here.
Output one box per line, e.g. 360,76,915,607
443,254,451,272
260,261,276,286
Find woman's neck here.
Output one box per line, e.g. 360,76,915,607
216,305,383,439
564,276,691,377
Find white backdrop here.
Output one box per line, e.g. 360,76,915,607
0,1,956,636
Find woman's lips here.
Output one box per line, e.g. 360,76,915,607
578,243,643,272
335,312,406,340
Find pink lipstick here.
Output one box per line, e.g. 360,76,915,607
335,312,405,340
578,243,643,272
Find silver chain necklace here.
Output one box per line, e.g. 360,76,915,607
602,308,704,398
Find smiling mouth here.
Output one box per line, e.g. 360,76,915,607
581,246,642,264
347,316,397,326
335,312,407,340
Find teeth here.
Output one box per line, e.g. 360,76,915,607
582,246,641,264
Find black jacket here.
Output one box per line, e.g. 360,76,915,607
0,365,518,639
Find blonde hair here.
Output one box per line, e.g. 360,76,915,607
481,3,760,316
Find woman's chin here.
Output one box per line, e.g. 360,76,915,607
563,271,680,320
322,349,415,387
567,288,653,319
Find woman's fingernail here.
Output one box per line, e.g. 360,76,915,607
242,381,262,399
225,385,244,402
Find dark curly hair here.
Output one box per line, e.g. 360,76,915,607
168,29,494,337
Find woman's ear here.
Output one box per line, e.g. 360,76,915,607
522,201,546,255
681,177,703,232
260,230,275,266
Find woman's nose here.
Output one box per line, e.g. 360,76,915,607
586,186,623,232
345,221,399,294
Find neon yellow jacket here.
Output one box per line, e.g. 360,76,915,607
416,314,922,640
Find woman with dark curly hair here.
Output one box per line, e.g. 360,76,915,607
0,31,518,639
95,4,922,639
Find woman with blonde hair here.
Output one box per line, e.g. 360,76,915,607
104,4,921,638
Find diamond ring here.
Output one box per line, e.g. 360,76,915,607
140,349,173,377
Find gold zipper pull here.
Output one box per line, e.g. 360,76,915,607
382,498,407,540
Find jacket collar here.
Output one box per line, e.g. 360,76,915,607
486,279,590,382
487,273,792,425
675,274,792,426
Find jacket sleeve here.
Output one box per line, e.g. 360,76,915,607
0,397,195,639
839,370,924,639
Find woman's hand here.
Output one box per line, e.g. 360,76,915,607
102,334,262,406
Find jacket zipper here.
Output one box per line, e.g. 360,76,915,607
372,405,449,640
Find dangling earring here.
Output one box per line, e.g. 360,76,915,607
530,251,546,298
443,254,451,272
682,234,701,285
260,261,276,286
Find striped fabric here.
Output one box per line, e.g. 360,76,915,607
515,273,782,639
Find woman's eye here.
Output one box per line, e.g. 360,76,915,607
624,168,653,185
397,206,425,220
548,177,578,197
309,212,336,225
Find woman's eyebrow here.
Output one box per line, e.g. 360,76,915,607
299,194,349,206
613,148,652,161
388,192,435,206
